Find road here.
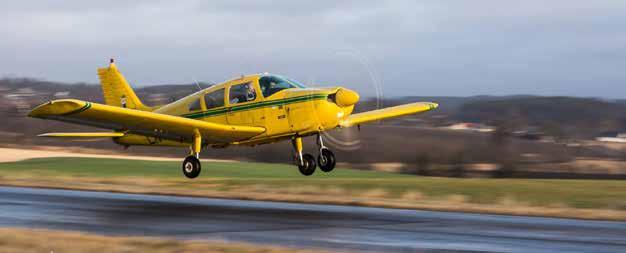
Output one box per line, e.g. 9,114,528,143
0,186,625,253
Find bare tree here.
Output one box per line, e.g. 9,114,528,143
449,151,465,178
415,153,431,176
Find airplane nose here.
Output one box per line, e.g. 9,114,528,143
335,88,360,107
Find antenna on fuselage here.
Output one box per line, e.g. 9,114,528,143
192,77,202,91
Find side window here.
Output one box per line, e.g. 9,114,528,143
188,98,202,111
204,88,225,109
229,82,256,104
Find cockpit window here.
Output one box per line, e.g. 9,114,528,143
204,88,225,109
188,98,202,111
259,75,306,98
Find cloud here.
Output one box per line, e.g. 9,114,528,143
1,0,626,97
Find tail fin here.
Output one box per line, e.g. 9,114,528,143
97,59,151,111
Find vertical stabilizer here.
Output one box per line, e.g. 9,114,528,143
97,59,151,111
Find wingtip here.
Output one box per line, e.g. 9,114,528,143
37,133,62,137
28,99,89,118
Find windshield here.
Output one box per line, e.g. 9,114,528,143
259,75,306,98
284,76,307,88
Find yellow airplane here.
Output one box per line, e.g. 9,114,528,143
29,59,438,178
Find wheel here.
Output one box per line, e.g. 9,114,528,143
298,154,316,176
182,155,201,179
317,148,336,172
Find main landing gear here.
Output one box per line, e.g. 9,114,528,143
182,131,202,179
292,134,336,176
182,155,201,178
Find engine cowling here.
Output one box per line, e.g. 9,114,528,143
334,88,360,107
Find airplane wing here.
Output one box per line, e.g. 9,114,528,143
29,99,266,144
339,102,438,128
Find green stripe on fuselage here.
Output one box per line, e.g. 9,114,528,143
182,94,327,119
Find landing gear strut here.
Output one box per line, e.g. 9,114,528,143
317,134,336,172
182,131,202,179
292,137,316,176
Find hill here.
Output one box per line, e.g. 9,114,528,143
457,96,626,138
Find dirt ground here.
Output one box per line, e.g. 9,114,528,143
0,147,233,163
0,228,323,253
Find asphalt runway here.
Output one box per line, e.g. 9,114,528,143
0,186,625,253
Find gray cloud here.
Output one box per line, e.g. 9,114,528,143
1,0,626,98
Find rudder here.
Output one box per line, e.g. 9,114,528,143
97,59,151,111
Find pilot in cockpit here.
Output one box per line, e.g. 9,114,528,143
230,83,256,104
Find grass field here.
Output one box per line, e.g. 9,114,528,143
1,157,626,220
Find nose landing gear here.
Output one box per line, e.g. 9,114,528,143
318,148,336,172
316,134,336,172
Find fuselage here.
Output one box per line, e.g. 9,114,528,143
114,73,358,147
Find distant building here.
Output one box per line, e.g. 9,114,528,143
54,91,70,98
446,122,494,132
596,137,626,143
147,93,169,105
595,132,626,143
513,128,545,140
4,87,35,99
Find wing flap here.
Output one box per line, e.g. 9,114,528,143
339,102,438,127
29,99,266,144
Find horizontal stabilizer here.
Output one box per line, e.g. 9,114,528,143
340,102,438,127
38,132,126,138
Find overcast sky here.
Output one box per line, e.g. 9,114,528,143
1,1,626,98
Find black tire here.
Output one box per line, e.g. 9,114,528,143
317,148,336,172
182,155,201,179
298,154,316,176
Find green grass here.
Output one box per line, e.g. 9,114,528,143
1,157,626,211
0,157,406,178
